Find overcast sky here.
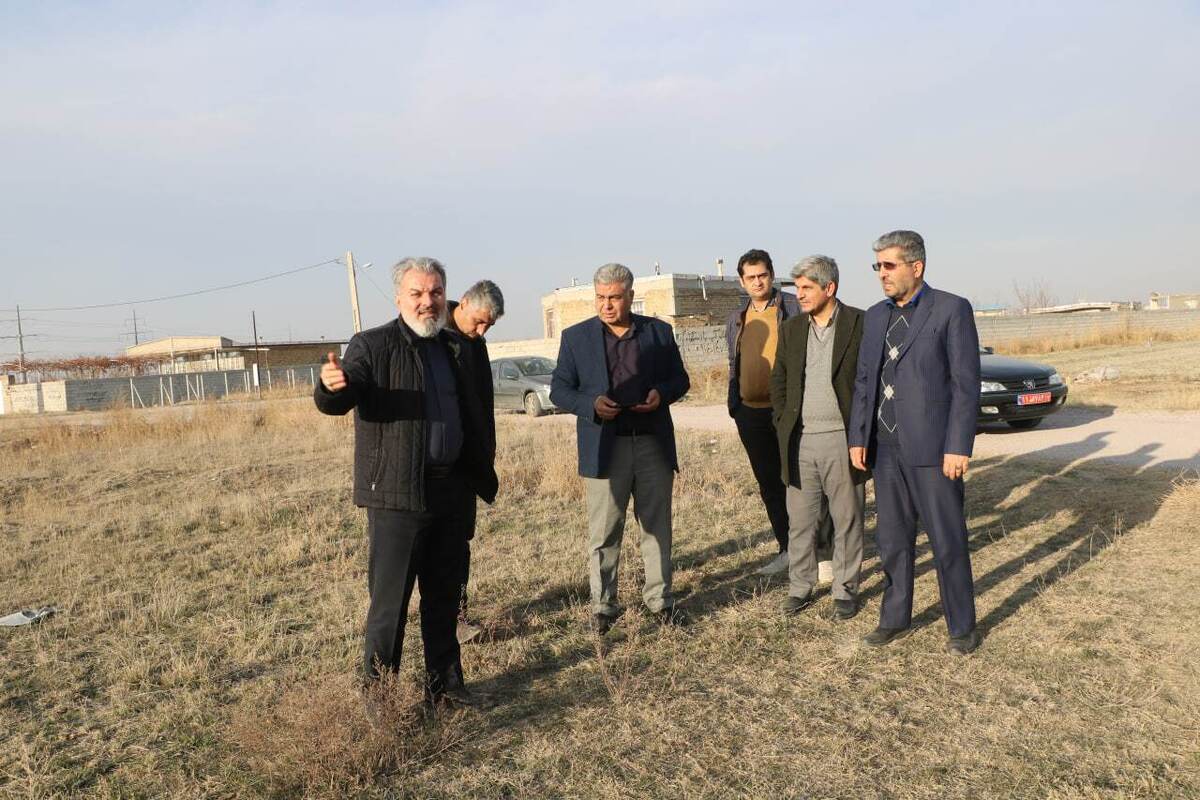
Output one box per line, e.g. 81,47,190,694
2,1,1197,356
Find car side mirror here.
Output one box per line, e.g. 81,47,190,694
982,346,995,354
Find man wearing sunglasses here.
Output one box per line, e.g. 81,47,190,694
848,230,982,655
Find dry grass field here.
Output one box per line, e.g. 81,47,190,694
1015,338,1200,412
684,330,1200,411
2,385,1199,799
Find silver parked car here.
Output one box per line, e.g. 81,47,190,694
491,356,558,417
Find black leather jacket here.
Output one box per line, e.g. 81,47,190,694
314,317,499,511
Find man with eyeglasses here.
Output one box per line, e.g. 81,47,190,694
848,230,983,655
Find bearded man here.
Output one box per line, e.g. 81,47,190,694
314,256,498,708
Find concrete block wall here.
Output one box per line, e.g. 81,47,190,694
673,325,729,368
7,383,45,414
976,308,1200,344
489,338,561,360
42,382,67,412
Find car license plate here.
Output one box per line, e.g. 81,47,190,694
1018,391,1052,406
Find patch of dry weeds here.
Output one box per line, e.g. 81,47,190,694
1,399,1198,798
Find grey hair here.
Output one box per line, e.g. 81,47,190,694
391,256,447,292
462,279,505,318
790,255,840,289
593,263,634,292
872,230,926,264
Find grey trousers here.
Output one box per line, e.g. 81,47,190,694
786,429,865,601
584,434,675,616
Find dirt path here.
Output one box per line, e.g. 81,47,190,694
665,404,1200,472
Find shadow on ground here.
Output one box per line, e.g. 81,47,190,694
976,403,1116,436
465,431,1193,744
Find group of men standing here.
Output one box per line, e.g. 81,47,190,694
316,228,983,713
724,231,981,656
549,229,982,657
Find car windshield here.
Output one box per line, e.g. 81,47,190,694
515,357,555,376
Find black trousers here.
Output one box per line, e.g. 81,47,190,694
872,441,977,638
363,472,474,683
733,405,791,552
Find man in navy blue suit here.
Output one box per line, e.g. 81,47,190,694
848,230,983,655
551,263,691,635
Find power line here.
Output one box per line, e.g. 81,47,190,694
12,257,341,312
360,268,394,304
18,317,128,328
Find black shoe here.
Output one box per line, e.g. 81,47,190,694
590,612,618,635
656,606,689,627
832,597,860,620
781,593,816,615
863,625,910,647
945,629,982,656
425,663,481,711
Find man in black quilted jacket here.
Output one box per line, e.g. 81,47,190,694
314,256,498,710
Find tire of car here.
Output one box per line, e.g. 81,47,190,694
1006,418,1043,430
524,392,546,417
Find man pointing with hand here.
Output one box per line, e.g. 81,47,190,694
315,256,498,711
320,351,347,391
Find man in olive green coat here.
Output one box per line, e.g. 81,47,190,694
769,255,869,620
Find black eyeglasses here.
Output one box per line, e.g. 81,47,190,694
871,260,910,272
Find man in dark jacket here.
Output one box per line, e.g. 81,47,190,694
770,255,868,620
314,256,498,708
848,230,982,655
724,248,802,576
445,280,505,644
550,263,690,634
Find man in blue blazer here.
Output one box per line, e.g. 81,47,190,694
551,263,691,634
848,230,982,655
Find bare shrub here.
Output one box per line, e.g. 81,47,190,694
229,672,467,797
492,417,583,502
1012,278,1056,312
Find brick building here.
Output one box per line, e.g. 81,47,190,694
125,335,346,374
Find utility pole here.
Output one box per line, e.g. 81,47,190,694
346,250,363,334
16,304,26,383
251,310,261,396
132,307,140,345
251,310,261,370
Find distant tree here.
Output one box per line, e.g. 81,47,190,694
1012,279,1056,312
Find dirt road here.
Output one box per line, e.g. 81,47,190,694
665,404,1200,472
